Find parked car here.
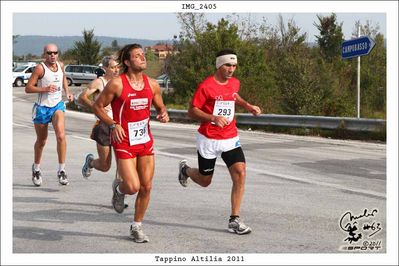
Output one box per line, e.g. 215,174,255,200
64,64,98,86
12,63,36,87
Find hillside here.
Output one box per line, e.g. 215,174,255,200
13,35,170,56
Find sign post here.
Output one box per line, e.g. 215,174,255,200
341,32,375,118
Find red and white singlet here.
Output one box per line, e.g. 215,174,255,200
111,73,154,159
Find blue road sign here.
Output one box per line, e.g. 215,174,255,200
341,36,375,59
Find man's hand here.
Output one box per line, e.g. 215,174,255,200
247,104,261,116
111,124,126,144
156,110,169,123
44,84,58,93
212,115,230,128
66,92,74,102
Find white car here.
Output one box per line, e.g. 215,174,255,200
13,63,36,87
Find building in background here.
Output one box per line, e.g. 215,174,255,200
145,44,176,59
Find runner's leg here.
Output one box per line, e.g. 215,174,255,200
92,144,112,172
186,168,213,187
117,158,140,195
134,155,154,222
185,152,215,187
51,110,66,164
33,123,48,164
227,162,246,216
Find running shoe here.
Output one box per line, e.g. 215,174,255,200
178,159,189,187
32,164,42,187
82,153,94,179
112,178,125,213
114,170,128,209
58,170,69,185
228,217,252,235
129,224,149,243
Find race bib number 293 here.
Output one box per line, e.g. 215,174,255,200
213,100,235,122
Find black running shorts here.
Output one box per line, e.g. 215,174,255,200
198,147,246,176
90,120,111,146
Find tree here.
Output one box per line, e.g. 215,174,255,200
145,49,157,61
176,13,207,41
111,40,119,50
314,13,344,61
168,15,243,105
269,15,328,115
234,41,278,113
102,39,120,57
72,29,101,65
312,14,354,116
275,47,329,115
352,20,381,39
276,15,307,52
60,48,78,64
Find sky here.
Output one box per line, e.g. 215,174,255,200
13,12,386,43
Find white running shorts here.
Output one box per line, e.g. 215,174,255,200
196,133,241,159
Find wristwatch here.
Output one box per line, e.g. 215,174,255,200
109,123,116,129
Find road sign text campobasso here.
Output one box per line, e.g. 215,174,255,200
342,42,370,54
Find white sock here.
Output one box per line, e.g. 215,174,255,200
33,163,40,171
132,221,142,228
58,163,65,172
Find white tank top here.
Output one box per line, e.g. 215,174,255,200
36,62,63,107
94,76,113,119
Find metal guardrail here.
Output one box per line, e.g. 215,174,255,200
150,109,386,132
72,96,385,132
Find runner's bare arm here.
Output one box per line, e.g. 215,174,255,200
149,78,169,123
93,77,120,126
235,94,261,116
78,78,101,108
188,104,229,128
25,64,55,93
93,77,125,143
60,62,73,102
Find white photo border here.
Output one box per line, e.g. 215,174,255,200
1,1,397,265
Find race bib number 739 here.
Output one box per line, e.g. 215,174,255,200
128,118,150,146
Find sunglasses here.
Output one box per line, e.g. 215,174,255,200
46,51,58,55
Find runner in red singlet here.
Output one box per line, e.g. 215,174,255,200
178,49,261,235
93,44,169,243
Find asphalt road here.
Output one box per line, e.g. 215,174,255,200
9,86,387,262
